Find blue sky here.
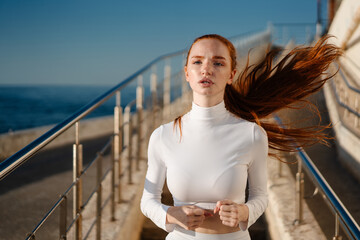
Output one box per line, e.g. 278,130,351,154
0,0,327,86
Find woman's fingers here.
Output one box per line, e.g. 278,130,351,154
220,204,240,220
189,214,205,223
214,199,233,213
220,219,239,228
182,217,204,230
220,203,237,212
183,206,204,216
219,209,238,218
192,207,205,216
215,199,246,228
178,205,207,229
218,199,234,205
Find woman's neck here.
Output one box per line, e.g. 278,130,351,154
192,95,224,108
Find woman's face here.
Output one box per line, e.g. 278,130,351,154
185,38,236,105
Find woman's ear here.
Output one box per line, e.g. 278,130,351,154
184,66,189,82
227,69,237,84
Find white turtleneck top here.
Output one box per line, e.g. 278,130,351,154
140,101,268,233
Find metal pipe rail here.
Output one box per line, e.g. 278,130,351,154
332,77,360,118
271,22,316,46
274,115,360,240
338,64,360,94
330,62,360,131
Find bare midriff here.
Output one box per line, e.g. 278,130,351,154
194,211,240,234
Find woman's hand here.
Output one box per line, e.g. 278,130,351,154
166,205,211,230
214,199,249,228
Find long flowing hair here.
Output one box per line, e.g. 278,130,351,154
175,34,342,157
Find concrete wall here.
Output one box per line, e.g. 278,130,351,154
323,83,360,182
0,115,114,160
324,0,360,182
328,0,360,86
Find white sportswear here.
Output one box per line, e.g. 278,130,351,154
140,100,268,235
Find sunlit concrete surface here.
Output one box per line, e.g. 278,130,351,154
266,154,326,240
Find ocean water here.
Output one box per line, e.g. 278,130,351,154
0,85,133,134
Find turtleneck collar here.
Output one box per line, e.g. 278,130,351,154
189,101,227,120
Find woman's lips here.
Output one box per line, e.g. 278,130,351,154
199,78,214,87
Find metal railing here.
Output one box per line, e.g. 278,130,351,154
330,62,360,131
274,115,360,240
271,22,317,45
271,29,360,239
0,29,271,239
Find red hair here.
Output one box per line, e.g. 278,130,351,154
175,34,342,157
185,34,237,71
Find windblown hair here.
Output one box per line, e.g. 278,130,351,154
175,34,342,157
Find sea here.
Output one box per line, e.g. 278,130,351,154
0,85,134,134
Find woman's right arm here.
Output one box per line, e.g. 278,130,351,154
140,127,176,232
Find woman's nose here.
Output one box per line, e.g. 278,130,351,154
201,62,212,76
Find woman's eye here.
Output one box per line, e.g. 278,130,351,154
214,62,224,66
193,60,201,64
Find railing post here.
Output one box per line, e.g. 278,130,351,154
110,137,116,221
117,92,123,203
355,96,359,128
124,106,133,184
295,154,304,225
277,157,283,178
344,91,349,117
136,75,144,171
333,213,343,240
96,152,102,240
163,61,171,119
114,91,121,204
339,85,343,103
151,72,158,131
73,122,83,240
59,196,67,240
181,57,188,107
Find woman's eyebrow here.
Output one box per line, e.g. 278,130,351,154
213,56,226,60
191,56,226,60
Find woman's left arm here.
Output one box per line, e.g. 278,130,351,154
215,124,268,230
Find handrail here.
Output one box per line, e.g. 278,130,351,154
270,22,316,45
0,49,186,181
329,62,360,119
274,115,360,240
338,63,360,94
273,22,316,26
331,80,360,118
298,150,360,240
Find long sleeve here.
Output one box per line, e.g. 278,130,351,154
240,124,269,230
140,126,175,232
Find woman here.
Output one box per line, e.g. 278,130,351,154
141,34,341,240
